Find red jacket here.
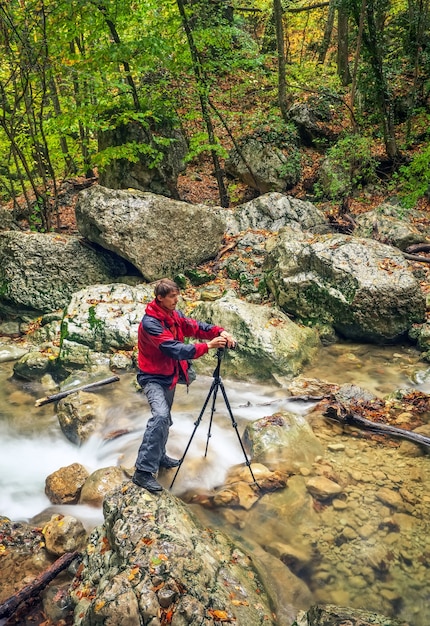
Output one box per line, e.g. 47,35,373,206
137,299,224,388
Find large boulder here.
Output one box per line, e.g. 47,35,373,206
191,292,321,382
71,485,278,626
354,205,425,251
264,229,426,342
225,137,301,193
61,283,153,351
75,185,226,281
226,193,331,235
0,231,127,314
98,121,187,198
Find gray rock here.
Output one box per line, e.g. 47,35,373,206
293,603,408,625
354,207,424,250
191,293,321,382
265,230,425,342
62,283,153,351
98,123,187,198
13,348,55,380
0,231,127,313
0,343,29,362
71,486,277,626
226,193,331,235
225,137,301,193
75,185,225,281
243,412,324,472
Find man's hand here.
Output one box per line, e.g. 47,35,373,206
220,330,236,348
207,336,228,350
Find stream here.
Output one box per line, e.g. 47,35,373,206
1,339,430,624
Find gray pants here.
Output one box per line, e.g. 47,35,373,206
136,382,175,474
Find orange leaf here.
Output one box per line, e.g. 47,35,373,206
207,609,234,622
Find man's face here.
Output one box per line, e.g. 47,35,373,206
157,290,179,311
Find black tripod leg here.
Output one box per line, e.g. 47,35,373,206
219,380,260,488
204,380,220,457
169,379,216,489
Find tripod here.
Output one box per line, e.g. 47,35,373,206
169,348,259,489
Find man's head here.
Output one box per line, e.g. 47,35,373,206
154,278,180,312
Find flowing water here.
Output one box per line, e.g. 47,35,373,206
1,340,430,624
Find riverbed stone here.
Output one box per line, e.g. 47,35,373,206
79,466,126,507
57,391,107,445
45,462,90,504
305,476,343,501
0,342,29,362
71,484,278,626
243,412,324,473
293,603,409,625
42,514,87,556
12,348,57,380
375,487,405,510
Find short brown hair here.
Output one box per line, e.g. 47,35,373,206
154,278,180,298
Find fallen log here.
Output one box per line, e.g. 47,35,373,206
402,251,430,264
324,405,430,449
405,243,430,254
0,551,80,619
35,374,120,407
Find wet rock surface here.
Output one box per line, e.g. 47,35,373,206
70,484,277,626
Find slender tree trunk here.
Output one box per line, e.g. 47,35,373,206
91,1,141,111
273,0,289,122
318,0,336,63
48,75,77,175
337,7,352,85
176,0,229,207
364,0,399,160
349,0,366,128
70,38,94,178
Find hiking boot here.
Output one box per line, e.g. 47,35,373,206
132,470,163,492
159,455,181,469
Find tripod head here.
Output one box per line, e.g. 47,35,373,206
216,342,237,359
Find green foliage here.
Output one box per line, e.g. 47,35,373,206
393,145,430,209
251,118,299,149
96,141,165,171
185,132,228,163
315,134,378,200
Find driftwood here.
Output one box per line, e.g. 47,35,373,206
35,374,120,407
406,243,430,254
0,551,80,619
403,251,430,264
324,404,430,449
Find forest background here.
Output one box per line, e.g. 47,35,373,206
0,0,429,234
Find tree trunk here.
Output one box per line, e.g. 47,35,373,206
364,0,399,160
337,7,352,85
176,0,229,207
318,0,336,63
273,0,290,122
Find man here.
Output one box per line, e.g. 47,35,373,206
133,278,236,492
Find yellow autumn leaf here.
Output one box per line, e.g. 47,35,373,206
95,600,105,612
